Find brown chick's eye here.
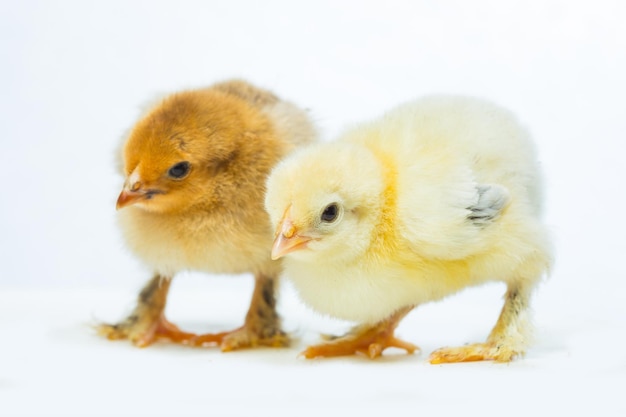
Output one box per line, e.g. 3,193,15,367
168,161,190,179
321,203,339,223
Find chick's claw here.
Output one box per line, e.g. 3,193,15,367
97,317,157,348
97,321,154,347
97,323,131,342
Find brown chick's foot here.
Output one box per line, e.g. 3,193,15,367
186,325,290,351
151,315,204,345
97,313,199,348
97,316,287,350
97,275,181,347
97,317,155,347
302,307,418,359
221,324,290,351
429,342,520,364
187,272,290,351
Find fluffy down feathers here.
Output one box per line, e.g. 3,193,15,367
265,95,551,362
119,80,315,277
100,80,316,350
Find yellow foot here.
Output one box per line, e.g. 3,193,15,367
429,342,521,364
302,327,418,359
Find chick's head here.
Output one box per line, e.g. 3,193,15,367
117,90,251,214
265,142,385,263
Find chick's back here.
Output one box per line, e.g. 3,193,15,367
341,96,547,260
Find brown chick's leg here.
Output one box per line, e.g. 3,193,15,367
302,306,418,359
429,286,532,364
188,274,290,351
97,275,197,347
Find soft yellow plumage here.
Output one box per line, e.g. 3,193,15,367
265,96,552,362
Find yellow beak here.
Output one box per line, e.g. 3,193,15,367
271,211,312,260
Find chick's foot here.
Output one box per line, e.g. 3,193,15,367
97,313,199,348
430,287,533,364
429,342,520,364
97,275,180,347
96,318,152,347
302,331,418,359
302,307,418,359
95,275,218,348
98,316,287,350
185,274,290,351
185,324,289,351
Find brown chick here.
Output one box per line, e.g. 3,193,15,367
98,80,316,351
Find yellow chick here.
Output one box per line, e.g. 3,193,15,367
265,96,552,363
98,80,316,351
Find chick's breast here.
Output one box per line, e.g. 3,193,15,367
118,206,273,277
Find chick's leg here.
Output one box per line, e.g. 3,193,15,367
429,285,533,364
188,274,290,351
302,306,418,359
97,275,197,347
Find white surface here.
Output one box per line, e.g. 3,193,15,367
1,280,624,416
1,1,625,416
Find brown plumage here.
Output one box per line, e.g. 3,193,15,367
98,80,316,350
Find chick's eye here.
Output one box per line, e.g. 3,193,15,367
168,161,190,179
321,203,339,223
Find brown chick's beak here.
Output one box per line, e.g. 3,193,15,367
116,190,144,210
271,218,312,260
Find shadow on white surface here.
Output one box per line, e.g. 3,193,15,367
2,277,625,416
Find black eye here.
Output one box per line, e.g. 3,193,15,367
168,161,190,179
321,203,339,223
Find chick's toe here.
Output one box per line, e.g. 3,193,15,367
429,342,518,364
97,275,177,347
302,307,418,359
187,274,290,350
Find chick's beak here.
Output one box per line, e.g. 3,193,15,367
116,189,144,210
116,179,148,210
271,213,312,260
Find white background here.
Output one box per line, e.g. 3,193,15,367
1,1,625,416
